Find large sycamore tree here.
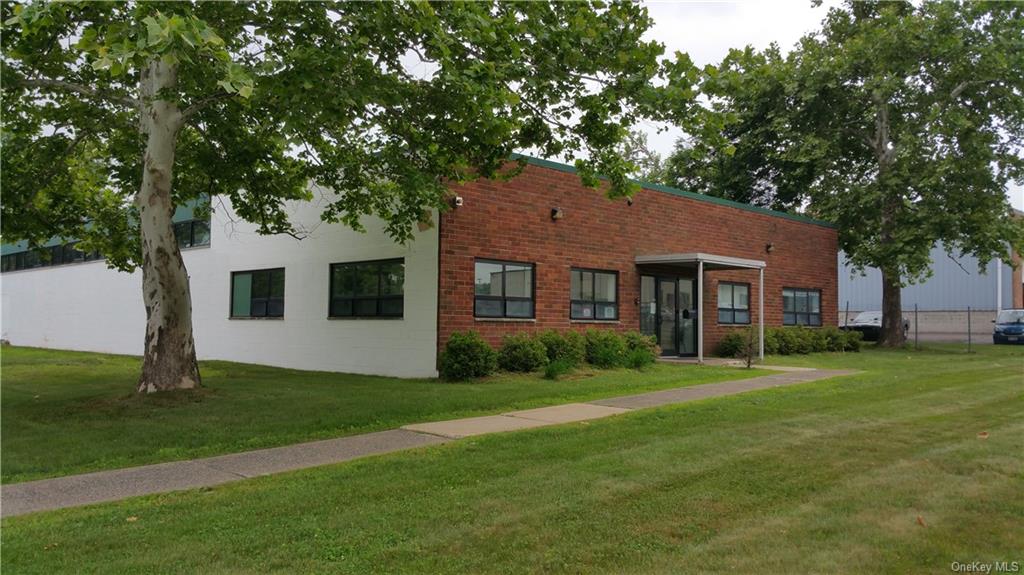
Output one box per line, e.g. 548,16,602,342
1,1,696,391
667,0,1024,345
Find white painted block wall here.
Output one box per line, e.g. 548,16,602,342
0,193,440,378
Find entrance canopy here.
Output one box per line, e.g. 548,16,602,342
635,252,766,363
635,252,765,270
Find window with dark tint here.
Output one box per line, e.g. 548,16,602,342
717,282,750,324
174,220,212,249
783,288,821,326
474,260,534,318
330,259,404,318
570,268,618,320
231,268,285,318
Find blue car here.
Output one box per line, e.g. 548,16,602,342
993,309,1024,344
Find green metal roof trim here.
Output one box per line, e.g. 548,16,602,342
511,153,835,229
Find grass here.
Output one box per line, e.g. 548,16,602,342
0,346,764,483
2,344,1021,573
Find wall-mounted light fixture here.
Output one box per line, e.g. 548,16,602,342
765,242,775,254
551,207,564,221
627,198,634,206
452,196,464,208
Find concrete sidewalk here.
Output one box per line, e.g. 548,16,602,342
2,367,855,518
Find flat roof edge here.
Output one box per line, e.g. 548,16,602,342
511,153,836,229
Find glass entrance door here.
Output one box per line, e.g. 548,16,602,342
640,275,699,357
658,278,678,355
678,278,696,356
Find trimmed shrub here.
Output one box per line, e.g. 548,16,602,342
717,326,862,357
763,329,781,355
821,326,846,352
498,333,549,372
543,358,576,380
842,329,863,352
624,347,656,369
623,333,659,368
439,331,497,380
584,328,627,368
536,329,586,366
716,331,746,357
623,331,659,357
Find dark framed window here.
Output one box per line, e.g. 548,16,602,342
717,282,750,324
175,220,211,249
329,259,404,318
783,287,821,326
474,259,535,318
570,268,618,320
231,268,285,318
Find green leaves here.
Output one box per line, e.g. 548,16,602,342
667,0,1024,283
3,1,688,258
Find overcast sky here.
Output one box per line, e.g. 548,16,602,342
636,0,1024,211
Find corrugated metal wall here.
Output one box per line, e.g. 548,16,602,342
839,245,1015,311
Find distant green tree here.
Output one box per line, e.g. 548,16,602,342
2,1,697,391
671,0,1024,345
617,129,666,183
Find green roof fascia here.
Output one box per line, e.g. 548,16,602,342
510,153,835,229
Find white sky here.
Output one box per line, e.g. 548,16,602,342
636,0,1024,211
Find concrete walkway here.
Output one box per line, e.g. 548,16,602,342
2,367,855,518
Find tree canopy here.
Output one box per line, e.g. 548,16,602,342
665,0,1024,343
669,0,1024,280
2,1,697,266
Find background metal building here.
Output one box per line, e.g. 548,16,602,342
839,245,1016,312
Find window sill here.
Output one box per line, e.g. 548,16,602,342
229,316,284,320
474,317,536,323
571,319,620,324
328,316,404,321
718,323,752,327
179,244,211,252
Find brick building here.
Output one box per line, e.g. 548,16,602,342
1,156,837,376
440,157,837,361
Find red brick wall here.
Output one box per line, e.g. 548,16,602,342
438,162,838,357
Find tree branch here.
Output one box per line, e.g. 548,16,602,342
18,77,138,108
179,92,236,124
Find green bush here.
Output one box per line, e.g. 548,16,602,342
543,358,576,380
716,326,862,357
439,331,498,380
623,331,659,357
536,329,586,366
763,329,781,355
584,328,627,368
820,326,845,352
716,331,746,357
624,347,656,369
842,329,863,351
623,332,659,368
498,333,549,372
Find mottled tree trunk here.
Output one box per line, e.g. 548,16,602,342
136,59,201,393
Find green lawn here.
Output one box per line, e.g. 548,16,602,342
0,346,764,483
2,344,1021,574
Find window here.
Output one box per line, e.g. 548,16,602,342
231,268,285,318
570,268,618,320
717,282,750,324
783,288,821,326
329,259,404,318
474,259,534,318
174,220,211,249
